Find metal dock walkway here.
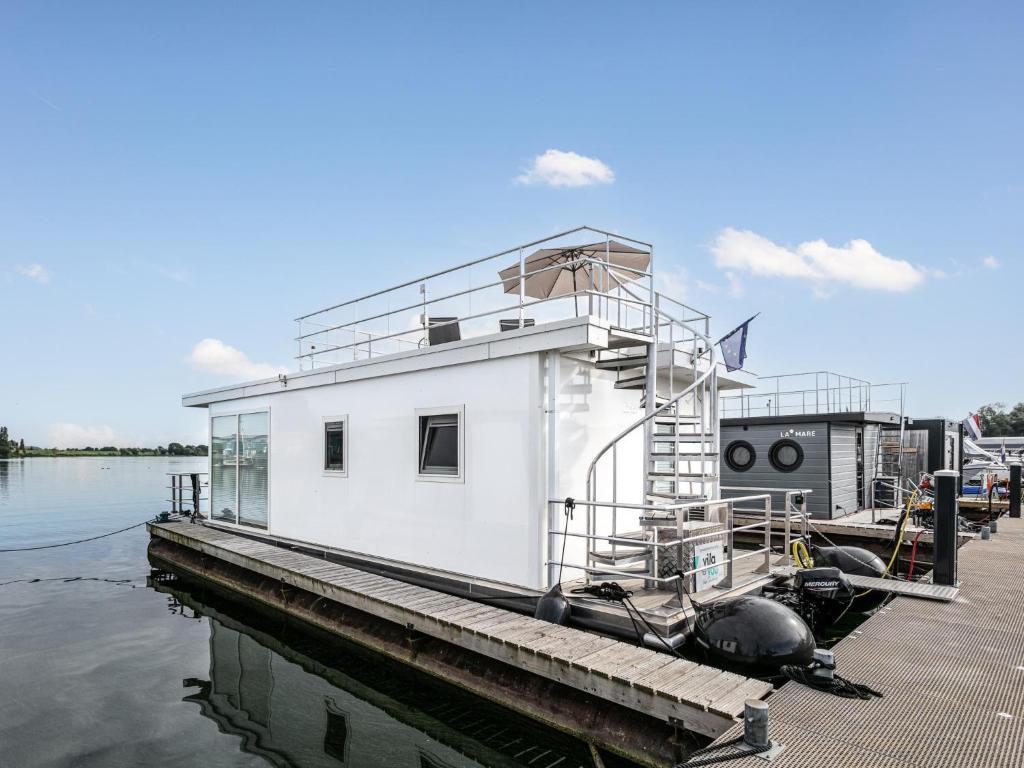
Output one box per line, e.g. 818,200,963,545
149,521,772,740
714,516,1024,768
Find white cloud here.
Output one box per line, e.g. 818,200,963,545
188,338,286,380
983,255,1000,270
17,264,51,284
655,266,689,301
712,228,924,293
515,149,614,188
724,271,744,298
49,423,120,449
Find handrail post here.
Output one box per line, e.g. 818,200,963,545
724,500,735,588
518,247,525,328
763,494,772,572
783,491,793,566
612,445,618,562
419,283,428,345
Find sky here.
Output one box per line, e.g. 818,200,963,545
1,2,1021,447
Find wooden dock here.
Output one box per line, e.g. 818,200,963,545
148,521,772,742
708,516,1024,768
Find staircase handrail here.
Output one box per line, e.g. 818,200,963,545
585,305,716,504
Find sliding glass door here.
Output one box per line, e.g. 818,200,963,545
211,411,269,529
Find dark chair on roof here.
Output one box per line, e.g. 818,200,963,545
427,317,461,346
499,318,535,332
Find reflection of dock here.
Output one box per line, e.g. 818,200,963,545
149,520,771,762
155,578,593,768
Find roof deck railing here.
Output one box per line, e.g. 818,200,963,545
719,371,907,419
293,226,710,370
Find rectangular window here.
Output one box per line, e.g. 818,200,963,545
209,410,269,530
324,418,347,474
419,412,460,477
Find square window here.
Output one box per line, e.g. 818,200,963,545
419,413,459,476
324,418,347,474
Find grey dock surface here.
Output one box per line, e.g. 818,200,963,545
714,516,1024,768
149,521,772,739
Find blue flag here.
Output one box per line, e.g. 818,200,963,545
717,314,759,372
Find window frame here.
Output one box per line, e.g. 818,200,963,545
768,438,804,473
724,439,757,473
416,405,464,483
208,406,271,530
322,415,349,477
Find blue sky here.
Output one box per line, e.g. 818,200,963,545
1,2,1021,447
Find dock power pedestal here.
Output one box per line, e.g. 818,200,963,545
933,470,959,586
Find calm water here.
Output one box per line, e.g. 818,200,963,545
0,458,601,768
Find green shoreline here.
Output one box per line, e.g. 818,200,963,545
4,450,208,458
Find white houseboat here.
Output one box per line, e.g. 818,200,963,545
182,227,793,643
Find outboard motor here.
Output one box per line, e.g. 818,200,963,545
692,595,816,677
811,545,888,613
793,567,855,635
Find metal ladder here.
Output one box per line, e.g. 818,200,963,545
584,295,720,578
872,402,907,511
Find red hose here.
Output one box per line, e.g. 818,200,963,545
907,528,926,580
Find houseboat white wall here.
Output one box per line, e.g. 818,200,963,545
194,320,649,591
554,353,646,580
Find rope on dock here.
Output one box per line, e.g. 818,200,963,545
0,518,155,553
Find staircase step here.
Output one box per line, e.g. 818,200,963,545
650,457,716,466
652,433,715,443
589,565,649,580
595,354,648,371
654,415,702,425
607,327,653,349
649,470,712,479
650,456,718,464
645,492,707,505
589,549,650,566
613,530,647,540
613,375,647,390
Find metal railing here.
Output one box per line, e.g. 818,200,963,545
721,486,813,567
168,472,209,517
719,371,907,419
547,493,780,592
294,226,659,369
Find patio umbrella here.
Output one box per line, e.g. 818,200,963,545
498,240,651,314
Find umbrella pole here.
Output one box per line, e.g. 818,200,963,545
573,269,579,317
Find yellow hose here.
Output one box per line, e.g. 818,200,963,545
792,540,813,569
855,489,917,597
883,490,915,575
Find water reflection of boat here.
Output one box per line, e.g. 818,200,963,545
152,574,591,768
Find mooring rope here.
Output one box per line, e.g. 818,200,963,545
0,518,156,553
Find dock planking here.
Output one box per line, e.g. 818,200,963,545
149,521,772,737
713,515,1024,768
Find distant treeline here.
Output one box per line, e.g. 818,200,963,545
0,427,208,458
977,404,1024,437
